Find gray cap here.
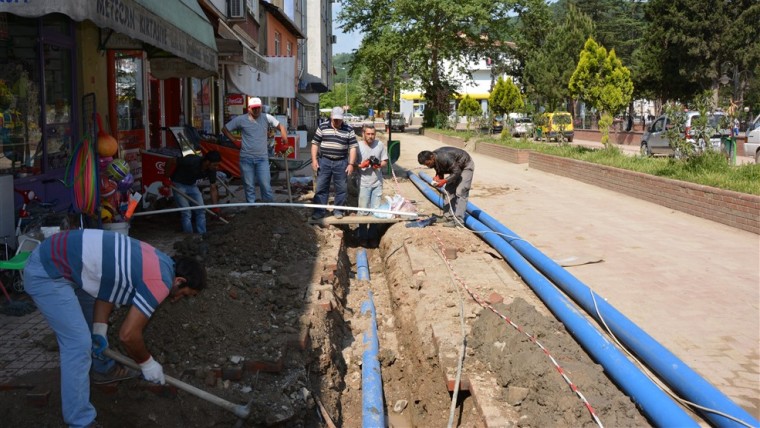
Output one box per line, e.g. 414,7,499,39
331,106,344,120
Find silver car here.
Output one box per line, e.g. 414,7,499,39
640,111,729,156
745,114,760,163
512,117,534,137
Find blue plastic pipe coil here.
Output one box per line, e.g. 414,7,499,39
410,171,699,427
460,192,759,428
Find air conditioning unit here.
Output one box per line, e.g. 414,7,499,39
229,0,244,19
331,35,337,44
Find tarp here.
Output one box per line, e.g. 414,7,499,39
227,57,297,98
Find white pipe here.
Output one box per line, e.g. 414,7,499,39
131,202,419,219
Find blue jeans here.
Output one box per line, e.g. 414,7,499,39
358,183,383,239
172,182,206,234
24,250,97,428
240,155,273,203
313,157,348,216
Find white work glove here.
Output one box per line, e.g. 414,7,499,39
91,322,108,360
139,356,166,385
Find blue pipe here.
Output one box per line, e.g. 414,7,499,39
431,171,759,428
357,248,370,281
409,171,698,427
360,291,385,428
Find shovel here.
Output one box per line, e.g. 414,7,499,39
103,348,251,419
170,185,229,224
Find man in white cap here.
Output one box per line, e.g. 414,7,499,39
311,106,358,219
223,97,288,203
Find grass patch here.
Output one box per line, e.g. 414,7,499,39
447,130,760,195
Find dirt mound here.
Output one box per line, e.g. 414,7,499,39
470,298,648,427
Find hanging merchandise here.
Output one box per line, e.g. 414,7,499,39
65,135,99,215
95,113,117,157
106,158,130,181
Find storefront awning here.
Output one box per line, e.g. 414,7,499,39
0,0,217,76
216,20,267,71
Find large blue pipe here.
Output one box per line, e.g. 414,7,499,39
409,171,698,427
361,291,385,428
357,248,370,281
424,168,759,428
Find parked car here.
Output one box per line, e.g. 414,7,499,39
745,114,760,163
492,116,503,133
537,112,574,142
512,117,534,137
385,112,405,132
640,111,729,157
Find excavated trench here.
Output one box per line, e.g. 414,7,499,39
0,178,652,427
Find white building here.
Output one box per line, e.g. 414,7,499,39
400,57,509,123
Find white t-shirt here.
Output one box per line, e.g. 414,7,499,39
356,139,388,188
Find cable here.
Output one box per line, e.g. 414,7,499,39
432,246,467,428
590,292,756,428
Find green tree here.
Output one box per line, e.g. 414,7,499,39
457,95,482,131
522,3,594,111
338,0,516,127
638,0,758,103
569,38,634,148
489,76,524,131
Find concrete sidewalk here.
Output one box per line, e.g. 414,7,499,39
390,130,760,420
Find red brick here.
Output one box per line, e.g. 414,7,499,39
488,292,504,305
228,289,239,300
286,327,311,351
221,367,243,381
316,298,334,312
244,359,283,374
141,384,178,397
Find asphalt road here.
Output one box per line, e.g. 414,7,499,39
388,130,760,420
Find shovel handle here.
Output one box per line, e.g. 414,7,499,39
103,349,250,419
170,185,230,224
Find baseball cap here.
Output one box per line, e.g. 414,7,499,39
248,97,262,108
331,106,344,120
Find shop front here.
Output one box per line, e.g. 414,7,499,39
0,0,217,231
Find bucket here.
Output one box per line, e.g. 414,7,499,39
103,222,130,236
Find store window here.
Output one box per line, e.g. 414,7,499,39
0,13,74,178
110,50,146,180
190,77,212,134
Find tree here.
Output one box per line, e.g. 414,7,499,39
569,38,634,148
521,3,594,111
338,0,516,127
457,95,482,131
489,76,524,132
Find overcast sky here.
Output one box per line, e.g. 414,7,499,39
332,3,362,54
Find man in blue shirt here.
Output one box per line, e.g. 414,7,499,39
222,97,288,203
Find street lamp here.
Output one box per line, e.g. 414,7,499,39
338,66,349,111
383,59,410,145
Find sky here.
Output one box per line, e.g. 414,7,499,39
332,3,363,54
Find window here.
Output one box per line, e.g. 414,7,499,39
286,41,292,57
274,31,281,56
0,14,75,177
191,77,213,134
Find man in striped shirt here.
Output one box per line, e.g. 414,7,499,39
23,229,207,428
310,106,358,220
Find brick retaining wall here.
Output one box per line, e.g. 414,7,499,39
424,129,760,234
529,152,760,234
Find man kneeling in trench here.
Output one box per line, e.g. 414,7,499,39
23,229,207,428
